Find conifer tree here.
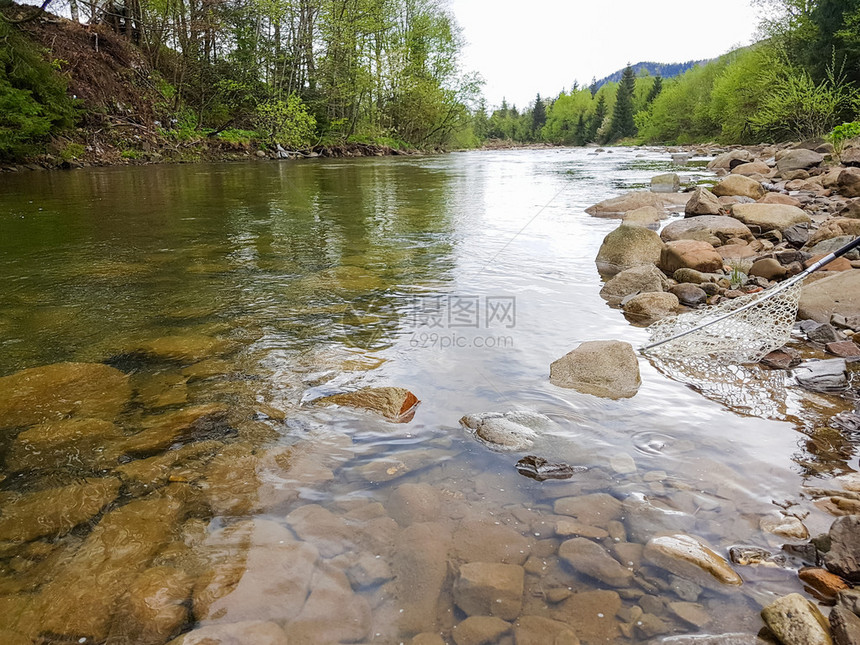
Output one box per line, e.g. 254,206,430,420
646,76,663,104
587,94,606,142
609,65,637,141
531,93,546,139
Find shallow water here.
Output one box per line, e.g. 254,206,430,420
0,149,856,644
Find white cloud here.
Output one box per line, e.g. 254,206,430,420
450,0,763,108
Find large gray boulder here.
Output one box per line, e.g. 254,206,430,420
711,175,767,200
684,186,724,217
586,191,663,217
550,341,641,399
730,203,811,232
651,173,681,193
825,515,860,582
661,216,753,247
775,148,824,173
799,270,860,323
599,264,669,304
595,225,665,276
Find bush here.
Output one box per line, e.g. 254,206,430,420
829,121,860,156
253,95,317,148
0,23,78,160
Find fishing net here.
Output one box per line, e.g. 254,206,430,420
644,279,802,364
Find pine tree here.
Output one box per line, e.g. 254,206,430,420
574,112,586,146
589,77,598,97
531,93,546,140
587,94,606,142
609,65,637,141
646,76,663,104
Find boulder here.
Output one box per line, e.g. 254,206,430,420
760,192,802,207
643,534,743,591
838,168,860,198
794,358,849,392
749,258,788,280
825,515,860,582
550,340,641,399
651,173,681,193
685,186,724,217
0,362,131,430
558,537,633,587
799,271,860,323
776,148,825,173
316,387,419,422
808,218,860,246
730,203,811,232
838,200,860,219
554,493,623,527
600,265,669,304
623,292,681,321
454,562,524,620
514,616,579,645
111,566,193,645
386,483,441,527
661,215,753,246
659,240,724,274
829,604,860,645
760,594,833,645
168,621,290,645
712,175,766,200
392,522,450,633
622,205,665,228
451,616,512,645
595,224,665,276
0,478,121,542
669,283,707,306
586,191,663,217
459,410,554,451
718,243,757,260
707,149,752,170
732,161,771,176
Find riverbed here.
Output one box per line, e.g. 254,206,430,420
0,148,854,644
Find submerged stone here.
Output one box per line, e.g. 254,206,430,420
643,534,743,591
6,417,123,472
0,362,131,429
0,478,121,543
126,334,235,362
460,411,553,451
316,386,419,422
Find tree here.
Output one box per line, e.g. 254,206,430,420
587,93,606,142
531,93,546,139
609,64,636,141
646,76,663,104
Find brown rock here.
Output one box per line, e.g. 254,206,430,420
452,616,512,645
453,520,530,565
168,621,290,645
595,224,665,276
551,590,620,643
685,186,724,217
712,175,767,200
799,567,850,600
393,522,450,634
760,192,802,207
317,387,419,422
643,534,743,591
114,403,229,458
386,483,442,527
805,255,854,272
732,161,771,176
829,604,860,645
550,340,641,399
623,292,680,321
808,218,860,246
730,203,812,232
0,478,121,542
514,616,580,645
799,270,860,323
826,341,860,357
285,504,355,558
825,515,860,582
558,538,633,587
659,240,724,274
127,334,235,362
6,418,123,472
749,258,788,280
454,562,524,620
839,168,860,198
288,564,372,645
0,362,131,429
111,566,193,645
661,215,753,246
554,493,623,527
761,593,833,645
585,191,663,217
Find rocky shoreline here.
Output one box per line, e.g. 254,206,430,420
579,140,860,645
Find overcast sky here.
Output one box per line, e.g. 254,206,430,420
449,0,764,109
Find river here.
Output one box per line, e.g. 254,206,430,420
0,148,852,644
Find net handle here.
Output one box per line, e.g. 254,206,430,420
640,235,860,355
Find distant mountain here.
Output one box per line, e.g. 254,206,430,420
593,60,710,88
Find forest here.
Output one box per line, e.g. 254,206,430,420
0,0,480,160
486,0,860,147
2,0,860,162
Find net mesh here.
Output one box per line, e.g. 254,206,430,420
644,280,802,364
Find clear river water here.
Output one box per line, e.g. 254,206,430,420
0,148,855,644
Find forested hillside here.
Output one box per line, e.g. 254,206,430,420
0,0,480,163
593,60,708,88
480,0,860,147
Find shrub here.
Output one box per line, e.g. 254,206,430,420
253,95,317,148
829,121,860,156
